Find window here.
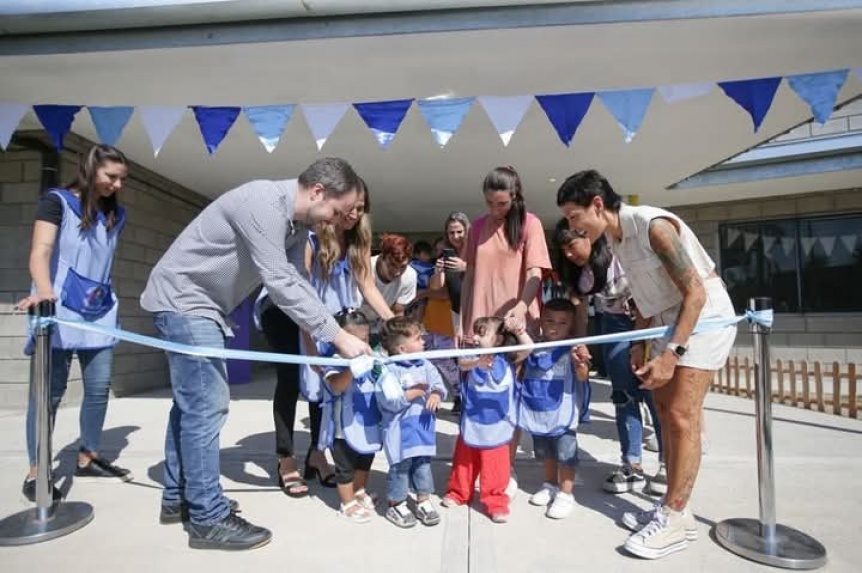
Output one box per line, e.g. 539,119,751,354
719,214,862,313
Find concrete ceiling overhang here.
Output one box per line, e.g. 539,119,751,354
1,4,861,231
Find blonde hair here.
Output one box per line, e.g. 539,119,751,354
314,179,372,283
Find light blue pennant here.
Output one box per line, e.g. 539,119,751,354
416,97,474,147
353,99,414,149
718,77,782,132
301,103,349,151
244,105,295,153
597,88,655,143
787,69,848,125
0,103,28,149
87,106,134,146
191,106,241,154
33,104,83,150
535,92,594,147
477,95,532,146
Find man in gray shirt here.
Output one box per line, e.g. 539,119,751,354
141,158,370,550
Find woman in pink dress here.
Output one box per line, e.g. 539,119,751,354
459,166,552,497
460,166,551,340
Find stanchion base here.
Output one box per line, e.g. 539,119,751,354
0,502,94,546
715,518,827,570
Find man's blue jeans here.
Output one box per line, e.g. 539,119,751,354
26,347,114,466
153,312,231,526
600,311,663,465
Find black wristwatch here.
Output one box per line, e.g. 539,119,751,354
666,342,688,359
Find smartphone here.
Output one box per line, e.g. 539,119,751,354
440,248,456,260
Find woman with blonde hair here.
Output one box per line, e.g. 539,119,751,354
258,178,393,496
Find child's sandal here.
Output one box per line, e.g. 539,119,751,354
355,488,377,511
339,499,372,524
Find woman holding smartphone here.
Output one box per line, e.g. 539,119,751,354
427,212,471,414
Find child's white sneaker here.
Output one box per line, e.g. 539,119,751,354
545,491,575,520
529,482,558,506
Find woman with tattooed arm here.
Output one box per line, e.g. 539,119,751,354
556,170,736,561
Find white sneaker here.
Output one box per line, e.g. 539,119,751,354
505,474,519,500
620,502,698,541
545,491,575,519
529,482,558,506
646,463,668,496
624,506,690,559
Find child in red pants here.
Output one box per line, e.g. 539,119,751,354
442,317,530,523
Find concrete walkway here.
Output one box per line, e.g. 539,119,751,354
0,375,859,572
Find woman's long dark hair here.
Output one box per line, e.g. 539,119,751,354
553,218,612,296
65,144,127,230
483,166,526,250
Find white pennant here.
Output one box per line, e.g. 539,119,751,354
781,237,795,257
0,103,28,150
301,103,348,151
657,82,714,104
477,95,533,146
800,237,818,257
138,106,186,157
841,234,858,254
819,236,836,258
762,235,777,254
743,232,758,252
726,227,741,247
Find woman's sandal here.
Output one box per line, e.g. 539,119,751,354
339,499,372,524
303,453,337,488
276,461,309,498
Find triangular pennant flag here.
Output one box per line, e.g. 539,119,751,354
762,235,777,254
657,82,714,104
841,234,858,254
88,106,134,146
244,105,295,153
416,97,474,147
139,106,186,156
743,232,758,252
726,227,741,247
781,237,795,257
301,103,349,151
33,105,82,150
820,236,836,258
598,88,655,142
787,70,849,125
0,103,28,149
535,92,594,147
800,237,817,257
353,99,413,150
191,106,241,155
477,95,533,146
718,77,782,132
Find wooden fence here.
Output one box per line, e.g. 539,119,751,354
711,357,860,419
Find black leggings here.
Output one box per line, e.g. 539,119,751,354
260,305,322,459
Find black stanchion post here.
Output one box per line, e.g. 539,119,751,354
0,301,94,546
715,297,827,569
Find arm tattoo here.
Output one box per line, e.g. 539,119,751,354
648,219,703,294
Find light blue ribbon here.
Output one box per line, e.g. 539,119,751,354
37,310,772,367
